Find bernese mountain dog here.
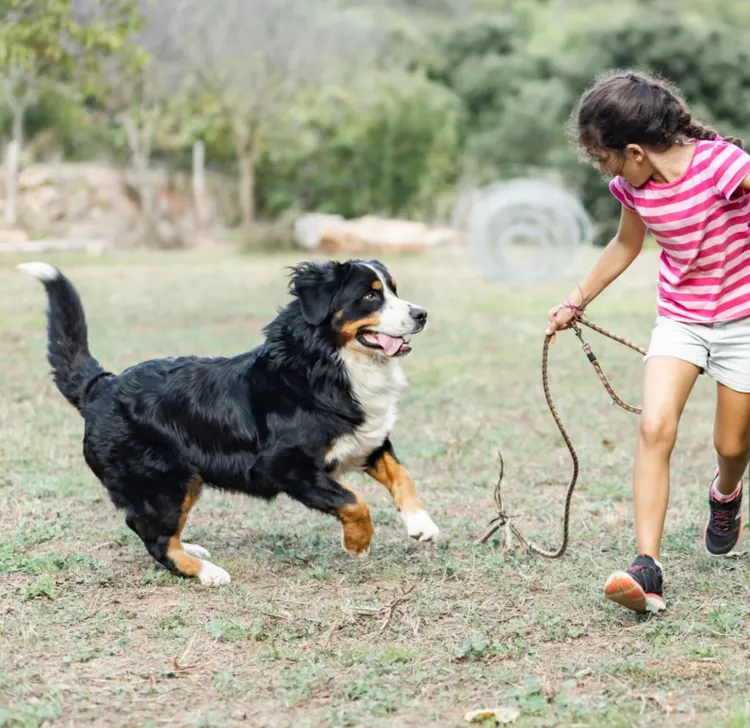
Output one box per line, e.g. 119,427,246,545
18,259,439,586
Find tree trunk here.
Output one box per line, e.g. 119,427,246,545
192,140,208,229
235,137,256,230
4,106,24,227
123,115,157,245
134,149,154,221
12,102,23,152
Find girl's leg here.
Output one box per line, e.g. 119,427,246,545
633,355,701,559
704,383,750,555
713,383,750,494
604,354,700,613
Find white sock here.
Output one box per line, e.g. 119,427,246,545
711,476,742,502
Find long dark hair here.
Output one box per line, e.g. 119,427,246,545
571,70,744,159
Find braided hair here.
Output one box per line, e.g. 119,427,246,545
570,70,744,160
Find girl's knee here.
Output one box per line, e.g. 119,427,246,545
639,414,678,451
714,436,750,464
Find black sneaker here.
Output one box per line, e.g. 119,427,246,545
704,473,743,556
603,554,665,613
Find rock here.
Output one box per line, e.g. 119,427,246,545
295,213,456,254
0,228,30,245
294,213,345,249
1,163,203,249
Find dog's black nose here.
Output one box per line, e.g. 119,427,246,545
410,306,428,324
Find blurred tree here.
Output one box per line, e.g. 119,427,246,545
161,0,387,231
256,70,464,220
426,4,750,243
5,0,750,244
0,0,142,225
557,8,750,240
82,1,183,243
425,12,553,182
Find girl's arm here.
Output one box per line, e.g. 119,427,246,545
546,205,647,337
567,205,647,307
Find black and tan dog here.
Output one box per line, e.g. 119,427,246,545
18,259,439,585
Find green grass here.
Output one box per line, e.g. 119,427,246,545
1,246,748,727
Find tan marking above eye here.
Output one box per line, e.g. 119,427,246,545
371,280,383,290
389,280,397,292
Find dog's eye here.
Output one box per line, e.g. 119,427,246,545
363,291,380,302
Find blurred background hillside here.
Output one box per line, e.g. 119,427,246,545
2,0,749,252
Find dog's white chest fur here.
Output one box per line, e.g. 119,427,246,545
326,351,407,476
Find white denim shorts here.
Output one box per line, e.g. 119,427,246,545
646,315,750,393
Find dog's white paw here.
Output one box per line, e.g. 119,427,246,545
401,511,440,542
197,560,231,586
182,542,211,560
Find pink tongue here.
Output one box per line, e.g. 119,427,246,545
376,333,403,356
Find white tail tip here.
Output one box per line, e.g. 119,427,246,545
17,262,59,282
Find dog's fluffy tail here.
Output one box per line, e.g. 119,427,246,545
18,262,107,411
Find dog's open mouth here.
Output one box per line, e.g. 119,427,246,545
357,331,412,357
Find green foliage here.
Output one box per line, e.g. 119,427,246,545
559,8,750,240
0,0,74,78
256,70,464,219
425,14,571,182
24,574,56,600
427,12,531,135
426,4,750,243
204,618,266,643
5,0,750,242
23,89,114,159
0,0,144,102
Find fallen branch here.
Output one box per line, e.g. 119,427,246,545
379,585,417,634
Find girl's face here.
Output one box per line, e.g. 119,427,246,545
586,145,653,188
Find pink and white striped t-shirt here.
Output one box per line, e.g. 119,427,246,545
609,138,750,323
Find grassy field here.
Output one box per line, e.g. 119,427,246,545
1,245,749,727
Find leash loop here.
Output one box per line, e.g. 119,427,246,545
479,317,646,557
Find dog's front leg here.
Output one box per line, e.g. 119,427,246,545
366,439,439,542
290,476,374,557
257,449,374,557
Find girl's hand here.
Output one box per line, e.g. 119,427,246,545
545,302,581,343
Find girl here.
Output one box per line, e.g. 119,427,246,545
547,70,750,613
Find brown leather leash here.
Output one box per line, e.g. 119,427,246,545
478,318,646,557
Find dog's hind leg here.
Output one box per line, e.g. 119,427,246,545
173,478,212,560
125,475,230,586
366,438,439,542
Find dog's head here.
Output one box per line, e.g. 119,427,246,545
289,260,427,358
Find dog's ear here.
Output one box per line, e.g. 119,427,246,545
289,261,351,325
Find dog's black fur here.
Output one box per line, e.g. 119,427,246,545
20,259,435,585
